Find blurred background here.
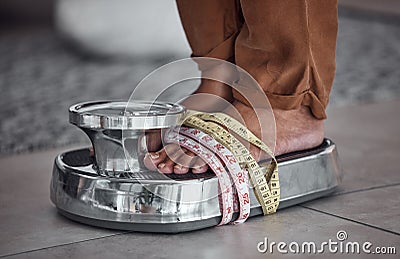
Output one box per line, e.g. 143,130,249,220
0,0,399,155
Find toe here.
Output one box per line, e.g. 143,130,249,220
174,150,197,168
192,156,207,168
192,165,208,174
173,164,189,174
157,157,175,174
163,144,185,162
143,143,182,171
143,150,166,171
173,150,199,174
192,158,209,174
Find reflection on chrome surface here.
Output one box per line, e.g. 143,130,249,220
51,139,342,229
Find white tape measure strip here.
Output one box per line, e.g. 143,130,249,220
194,112,275,158
177,127,251,224
164,130,234,225
191,111,279,186
183,112,280,215
191,111,280,211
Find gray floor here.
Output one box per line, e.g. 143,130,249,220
0,100,399,258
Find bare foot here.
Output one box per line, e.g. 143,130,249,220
144,83,325,174
143,79,232,174
230,101,325,159
274,107,325,155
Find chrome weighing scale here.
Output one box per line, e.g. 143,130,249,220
50,100,343,233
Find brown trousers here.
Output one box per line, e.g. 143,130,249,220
176,0,338,119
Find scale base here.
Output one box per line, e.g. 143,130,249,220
50,139,342,233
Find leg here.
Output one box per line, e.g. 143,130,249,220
144,0,243,173
176,0,242,62
145,0,338,172
233,0,338,155
177,0,243,110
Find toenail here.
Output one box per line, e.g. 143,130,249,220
150,153,159,159
174,164,182,170
193,168,202,173
158,163,165,169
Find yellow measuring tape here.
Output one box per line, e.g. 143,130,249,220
183,110,280,215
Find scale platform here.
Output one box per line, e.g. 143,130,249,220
50,138,342,233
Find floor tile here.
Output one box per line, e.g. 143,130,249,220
303,185,400,234
0,147,122,257
6,207,399,259
339,0,400,16
326,100,400,194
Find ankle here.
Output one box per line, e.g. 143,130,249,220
273,106,325,155
181,80,234,112
195,79,234,102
